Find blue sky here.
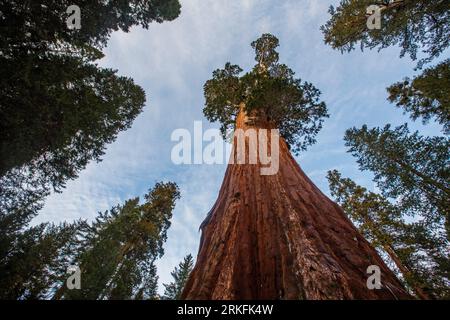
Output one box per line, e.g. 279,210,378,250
35,0,446,293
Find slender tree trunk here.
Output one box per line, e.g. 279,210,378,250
382,245,430,300
182,108,411,300
359,216,429,300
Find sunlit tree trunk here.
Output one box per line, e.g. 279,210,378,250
182,107,411,300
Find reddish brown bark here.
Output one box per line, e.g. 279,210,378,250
182,109,411,300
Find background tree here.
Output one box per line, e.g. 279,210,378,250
0,218,85,299
387,59,450,134
321,0,449,137
0,0,181,51
0,182,179,300
163,254,194,300
182,34,410,300
321,0,450,67
344,124,450,238
322,1,449,299
55,182,180,300
327,170,450,299
0,54,145,221
0,0,181,221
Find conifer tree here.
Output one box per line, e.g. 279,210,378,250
0,0,181,220
0,219,85,299
321,0,450,66
182,34,410,300
327,170,450,299
387,59,450,134
319,1,450,299
163,254,194,300
55,182,180,300
344,124,450,239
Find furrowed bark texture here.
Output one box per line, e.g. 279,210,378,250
182,109,411,300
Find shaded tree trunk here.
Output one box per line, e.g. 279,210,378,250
382,245,430,300
182,108,411,300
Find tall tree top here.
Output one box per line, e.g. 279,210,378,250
252,33,280,71
203,34,328,154
321,0,450,67
1,0,182,51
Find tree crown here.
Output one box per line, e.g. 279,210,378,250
321,0,450,67
203,34,328,154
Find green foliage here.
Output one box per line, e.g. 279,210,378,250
0,1,181,301
163,254,194,300
0,0,181,51
0,192,84,299
0,0,180,222
327,170,406,247
387,59,450,134
0,182,179,300
321,0,450,67
59,182,180,300
0,53,146,220
327,170,450,299
203,34,328,154
0,217,86,299
344,124,450,235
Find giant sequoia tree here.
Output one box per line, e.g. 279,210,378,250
181,34,410,300
387,59,450,134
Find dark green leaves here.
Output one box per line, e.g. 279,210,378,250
0,0,181,51
251,33,280,71
387,59,450,134
344,124,450,228
58,182,180,300
203,63,244,137
321,0,450,67
0,182,180,300
0,0,181,222
202,34,328,154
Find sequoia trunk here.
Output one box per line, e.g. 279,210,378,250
182,108,410,300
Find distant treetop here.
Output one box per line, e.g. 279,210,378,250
203,33,328,154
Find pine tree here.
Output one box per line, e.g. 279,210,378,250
55,182,180,300
327,170,450,299
163,254,194,300
0,1,181,52
321,0,450,66
0,55,146,220
1,0,181,175
0,218,86,299
344,124,450,238
0,191,85,300
320,0,449,299
387,59,450,134
0,0,181,221
182,34,410,300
